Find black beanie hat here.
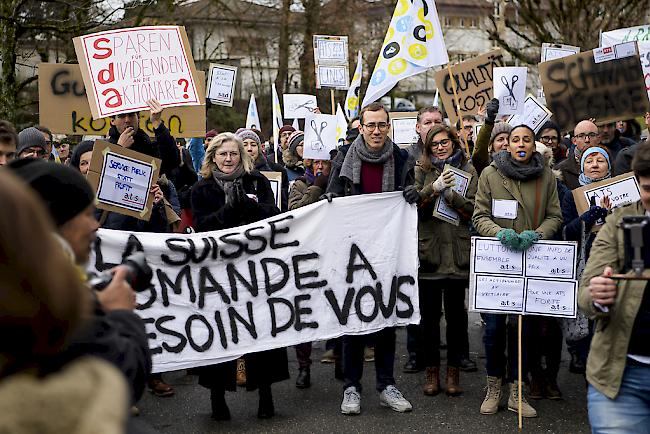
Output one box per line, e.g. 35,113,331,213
70,140,95,170
536,120,561,141
8,158,95,227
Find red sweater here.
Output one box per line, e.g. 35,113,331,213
360,162,383,194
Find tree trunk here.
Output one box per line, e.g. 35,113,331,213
299,0,320,94
275,0,291,94
0,0,19,123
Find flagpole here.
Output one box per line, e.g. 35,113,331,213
518,314,523,431
331,90,336,115
446,64,470,157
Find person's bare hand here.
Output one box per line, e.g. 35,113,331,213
118,127,135,148
147,99,163,129
96,266,136,311
600,195,612,210
312,106,321,114
589,266,618,306
151,184,164,203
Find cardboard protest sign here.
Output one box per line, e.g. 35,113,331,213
601,25,650,102
313,35,349,90
541,43,580,62
507,94,552,133
88,192,420,372
38,63,206,137
433,49,505,126
493,67,527,116
261,171,283,209
389,112,418,146
572,172,640,216
469,237,578,318
86,140,161,220
539,46,650,132
432,165,471,226
283,94,317,119
304,113,337,160
206,63,237,106
73,26,201,119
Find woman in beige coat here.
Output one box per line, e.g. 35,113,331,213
472,125,563,419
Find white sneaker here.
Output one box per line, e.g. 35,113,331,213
341,386,361,415
380,385,412,412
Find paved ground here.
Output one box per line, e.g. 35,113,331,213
136,313,591,433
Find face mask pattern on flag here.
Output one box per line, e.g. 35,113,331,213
362,0,448,108
345,51,363,119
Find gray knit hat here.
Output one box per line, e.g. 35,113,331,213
17,127,47,155
489,122,513,144
288,131,304,156
235,128,261,146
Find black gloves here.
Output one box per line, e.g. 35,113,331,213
580,205,608,226
485,98,499,124
319,192,338,203
403,185,420,204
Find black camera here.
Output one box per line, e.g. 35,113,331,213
88,252,153,292
622,216,650,277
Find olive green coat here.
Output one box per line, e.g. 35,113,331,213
415,160,478,279
578,201,649,399
472,161,562,239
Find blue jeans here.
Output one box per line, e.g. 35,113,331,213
483,313,529,382
588,363,650,433
343,327,396,393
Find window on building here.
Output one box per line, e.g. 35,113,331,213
228,36,267,56
469,18,478,28
459,18,465,28
443,16,452,27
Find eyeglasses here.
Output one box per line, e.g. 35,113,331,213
362,122,389,132
430,138,451,148
575,132,599,140
539,135,559,143
216,151,240,158
23,148,47,157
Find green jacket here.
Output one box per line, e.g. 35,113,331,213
471,121,494,176
288,178,323,210
415,160,478,279
472,161,562,239
578,201,649,399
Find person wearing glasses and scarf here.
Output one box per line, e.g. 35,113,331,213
556,120,603,190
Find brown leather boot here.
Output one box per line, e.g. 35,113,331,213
423,366,440,396
445,366,463,396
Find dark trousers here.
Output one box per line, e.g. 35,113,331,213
528,316,563,381
419,279,466,367
295,342,312,369
406,324,420,356
483,313,529,383
343,327,396,393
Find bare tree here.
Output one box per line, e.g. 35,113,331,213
487,0,648,65
275,0,291,94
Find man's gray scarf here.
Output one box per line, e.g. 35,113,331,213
340,135,395,192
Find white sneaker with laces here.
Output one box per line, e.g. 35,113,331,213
380,385,412,412
341,386,361,415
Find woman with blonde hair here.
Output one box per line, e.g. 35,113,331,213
0,170,128,433
191,132,288,421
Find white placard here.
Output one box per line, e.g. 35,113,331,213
89,192,420,372
390,116,418,146
74,26,200,119
601,26,650,102
304,113,337,160
581,174,641,210
317,65,349,90
97,152,154,212
540,43,580,62
507,94,553,133
314,35,348,63
432,165,471,226
207,64,237,107
493,67,527,115
261,171,283,209
283,94,318,119
469,237,578,318
492,199,518,220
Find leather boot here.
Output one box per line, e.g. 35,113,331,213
296,367,311,389
236,358,246,387
257,385,275,419
445,366,463,396
480,376,501,415
423,366,440,396
210,389,231,421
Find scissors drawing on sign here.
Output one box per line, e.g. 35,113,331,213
295,101,317,113
501,75,519,109
310,119,327,152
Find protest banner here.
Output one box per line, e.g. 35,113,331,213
304,113,337,160
432,165,472,226
38,63,206,137
433,49,505,126
73,26,201,119
88,192,420,372
363,0,448,107
572,172,641,216
261,171,283,209
86,140,161,221
283,94,317,119
313,35,349,90
469,237,578,318
539,45,650,132
601,25,650,102
507,94,552,133
493,67,527,116
389,112,418,146
540,43,580,63
206,63,238,106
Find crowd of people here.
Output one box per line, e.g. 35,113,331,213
1,96,649,433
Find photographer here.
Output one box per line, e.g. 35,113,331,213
8,158,151,405
580,140,650,432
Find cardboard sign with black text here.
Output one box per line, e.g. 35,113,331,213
539,46,650,132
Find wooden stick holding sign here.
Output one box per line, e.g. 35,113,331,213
446,64,471,157
518,315,523,430
86,140,161,221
